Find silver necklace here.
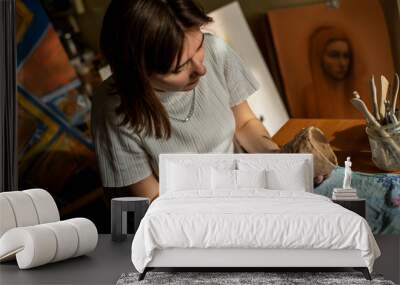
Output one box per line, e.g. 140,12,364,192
169,88,196,122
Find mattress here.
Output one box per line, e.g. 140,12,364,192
131,189,380,273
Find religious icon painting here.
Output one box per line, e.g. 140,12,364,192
267,0,395,118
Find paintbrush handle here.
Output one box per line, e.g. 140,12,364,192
380,75,389,120
351,92,381,128
369,76,380,121
392,73,399,115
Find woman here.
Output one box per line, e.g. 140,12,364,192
303,26,360,118
91,0,283,203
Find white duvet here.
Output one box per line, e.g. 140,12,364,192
131,190,380,273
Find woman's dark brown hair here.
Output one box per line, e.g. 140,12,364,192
100,0,212,139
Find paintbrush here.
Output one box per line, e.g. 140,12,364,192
369,75,380,121
391,73,399,122
380,75,389,121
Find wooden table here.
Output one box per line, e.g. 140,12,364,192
272,119,398,173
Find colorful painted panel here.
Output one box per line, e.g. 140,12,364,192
16,0,102,226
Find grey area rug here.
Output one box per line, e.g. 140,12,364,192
116,272,396,285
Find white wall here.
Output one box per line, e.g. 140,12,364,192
398,0,400,16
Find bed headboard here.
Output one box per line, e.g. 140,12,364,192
159,153,314,195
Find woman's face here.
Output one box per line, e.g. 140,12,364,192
321,39,351,81
150,27,206,92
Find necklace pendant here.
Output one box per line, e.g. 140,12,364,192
169,88,196,123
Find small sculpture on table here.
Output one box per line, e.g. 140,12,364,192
343,156,352,189
332,157,359,200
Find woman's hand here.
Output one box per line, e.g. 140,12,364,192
232,101,280,153
314,174,328,187
232,101,328,187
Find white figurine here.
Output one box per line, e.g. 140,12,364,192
343,157,352,189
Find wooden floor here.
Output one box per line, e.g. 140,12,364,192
0,235,399,284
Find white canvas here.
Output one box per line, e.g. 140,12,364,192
204,2,289,136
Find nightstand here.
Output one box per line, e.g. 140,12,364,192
332,199,366,218
111,197,149,242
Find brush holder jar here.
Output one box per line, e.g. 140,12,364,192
366,124,400,171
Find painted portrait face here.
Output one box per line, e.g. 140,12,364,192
150,27,207,92
321,39,351,81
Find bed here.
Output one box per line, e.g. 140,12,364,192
131,153,380,280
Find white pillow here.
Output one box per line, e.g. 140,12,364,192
237,159,308,192
211,168,236,190
266,165,307,191
236,169,268,189
167,162,211,191
211,169,268,190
